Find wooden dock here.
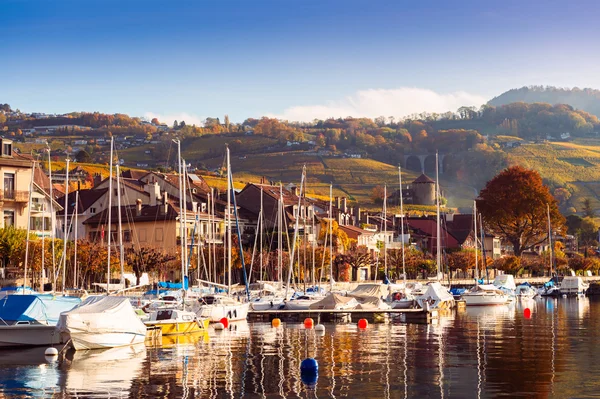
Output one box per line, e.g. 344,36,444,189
248,308,438,324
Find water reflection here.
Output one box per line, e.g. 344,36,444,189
62,344,146,397
3,299,600,397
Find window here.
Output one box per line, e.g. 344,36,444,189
138,228,147,242
3,173,14,199
124,230,132,242
155,227,163,242
3,211,14,227
90,207,96,214
3,143,11,156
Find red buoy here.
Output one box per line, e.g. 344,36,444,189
358,319,368,329
524,308,531,319
220,317,229,328
304,318,314,329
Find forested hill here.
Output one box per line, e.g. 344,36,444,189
489,86,600,118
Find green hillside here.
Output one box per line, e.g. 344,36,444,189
506,139,600,213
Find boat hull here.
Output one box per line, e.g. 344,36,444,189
0,324,63,348
463,294,509,306
66,332,146,351
198,302,249,322
145,319,209,336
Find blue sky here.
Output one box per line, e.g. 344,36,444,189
1,0,599,123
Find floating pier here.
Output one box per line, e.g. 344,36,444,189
248,308,438,324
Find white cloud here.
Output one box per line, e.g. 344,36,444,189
143,111,205,127
269,87,487,122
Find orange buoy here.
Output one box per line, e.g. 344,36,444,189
524,308,531,319
220,317,229,328
357,319,368,329
272,318,281,328
304,318,314,329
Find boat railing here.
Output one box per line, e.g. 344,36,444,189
0,316,9,326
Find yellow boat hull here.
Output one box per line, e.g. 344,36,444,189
146,318,210,336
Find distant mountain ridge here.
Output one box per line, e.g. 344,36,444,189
489,86,600,118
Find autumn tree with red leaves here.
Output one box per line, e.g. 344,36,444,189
477,166,564,256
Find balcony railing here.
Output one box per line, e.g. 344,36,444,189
0,190,29,202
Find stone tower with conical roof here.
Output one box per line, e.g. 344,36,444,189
412,173,435,205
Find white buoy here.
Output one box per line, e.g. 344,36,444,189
45,347,58,356
315,324,325,332
214,322,225,330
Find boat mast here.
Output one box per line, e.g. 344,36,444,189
329,183,333,292
23,158,36,293
474,200,479,284
106,137,113,294
226,147,232,295
176,139,185,290
547,204,553,277
383,184,387,280
116,164,124,287
46,145,56,291
73,190,79,288
278,184,283,288
259,186,263,282
182,158,188,279
435,152,441,281
284,166,306,298
63,157,70,293
399,166,406,284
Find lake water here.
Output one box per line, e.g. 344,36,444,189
1,297,599,398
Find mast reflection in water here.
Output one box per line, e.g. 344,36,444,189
1,298,600,398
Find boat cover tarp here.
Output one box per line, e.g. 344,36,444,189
355,296,390,310
57,296,146,336
0,294,80,325
561,276,587,290
493,275,516,290
309,293,358,310
158,277,188,290
418,282,454,303
348,283,389,299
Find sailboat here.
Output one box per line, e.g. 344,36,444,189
462,201,509,306
415,153,455,310
57,138,148,350
0,157,81,347
284,174,327,310
388,166,418,309
195,147,249,322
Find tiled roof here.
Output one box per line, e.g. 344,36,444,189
413,174,435,184
83,203,178,225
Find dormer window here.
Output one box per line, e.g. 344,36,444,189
0,139,12,157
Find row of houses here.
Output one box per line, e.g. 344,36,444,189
0,137,504,281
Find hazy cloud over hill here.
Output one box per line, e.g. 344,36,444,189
270,87,487,122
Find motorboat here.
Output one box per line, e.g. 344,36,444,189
515,283,537,299
387,282,421,309
559,276,589,296
462,284,510,306
284,294,324,310
0,294,81,347
194,295,249,322
415,282,455,310
250,295,286,311
347,283,392,310
144,308,209,335
539,278,561,297
57,296,147,350
308,293,359,310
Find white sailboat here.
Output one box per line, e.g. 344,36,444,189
57,295,147,350
195,147,249,322
463,201,509,306
389,166,417,309
415,153,455,309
